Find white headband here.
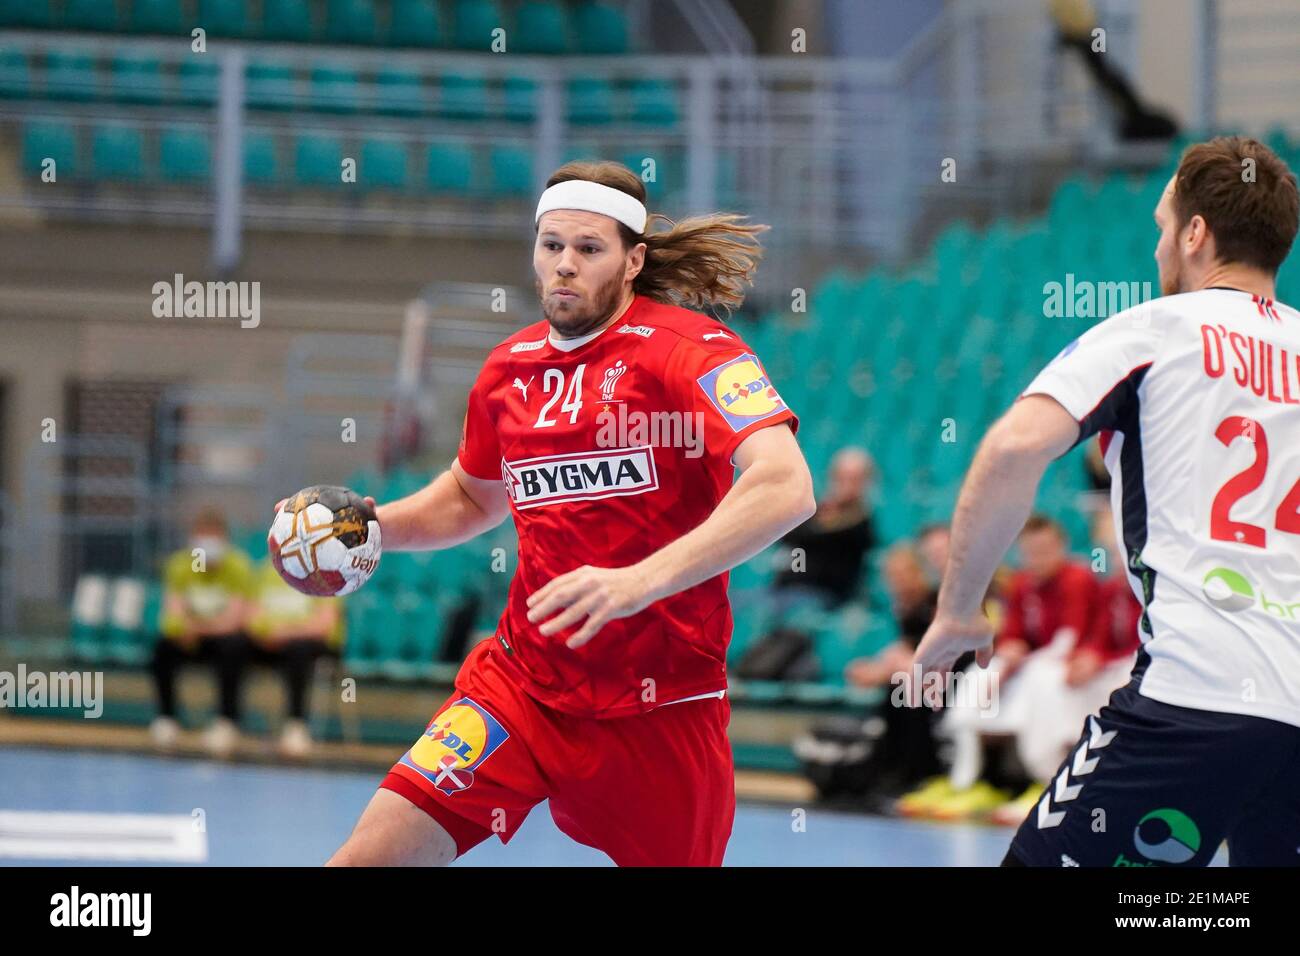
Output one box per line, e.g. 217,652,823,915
535,180,647,234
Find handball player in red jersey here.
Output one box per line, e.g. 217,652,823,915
326,161,815,866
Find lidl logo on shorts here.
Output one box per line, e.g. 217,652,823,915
1114,808,1201,866
401,697,509,796
697,353,787,432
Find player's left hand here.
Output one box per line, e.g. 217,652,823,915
526,565,653,649
909,610,995,706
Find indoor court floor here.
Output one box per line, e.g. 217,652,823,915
0,747,1029,866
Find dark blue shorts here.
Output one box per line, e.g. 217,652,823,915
1008,663,1300,867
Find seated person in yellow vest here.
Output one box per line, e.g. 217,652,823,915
242,558,344,757
149,508,255,757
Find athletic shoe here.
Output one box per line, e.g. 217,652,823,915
149,716,180,751
928,781,1011,821
278,719,312,759
895,777,956,817
990,783,1046,826
203,717,239,759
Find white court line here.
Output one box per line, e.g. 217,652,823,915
0,811,208,862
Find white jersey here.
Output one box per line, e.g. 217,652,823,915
1024,288,1300,728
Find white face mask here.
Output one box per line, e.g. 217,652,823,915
191,535,228,563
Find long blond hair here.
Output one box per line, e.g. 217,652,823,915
544,161,768,314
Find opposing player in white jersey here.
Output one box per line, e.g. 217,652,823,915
914,136,1300,866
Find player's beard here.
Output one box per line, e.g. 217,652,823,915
538,269,628,339
1160,254,1185,297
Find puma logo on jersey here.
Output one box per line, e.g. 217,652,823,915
703,330,731,341
500,447,658,509
512,376,534,402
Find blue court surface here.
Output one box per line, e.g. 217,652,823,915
0,747,1018,866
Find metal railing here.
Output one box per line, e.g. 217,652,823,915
0,1,1150,279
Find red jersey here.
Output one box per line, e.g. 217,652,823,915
1079,574,1143,661
996,561,1098,654
457,294,798,718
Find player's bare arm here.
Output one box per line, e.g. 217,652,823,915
372,461,510,553
912,394,1080,680
526,423,815,648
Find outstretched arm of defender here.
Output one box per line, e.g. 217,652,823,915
375,461,510,553
912,395,1080,680
526,423,816,648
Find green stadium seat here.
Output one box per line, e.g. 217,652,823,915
425,141,474,193
438,72,488,119
262,0,315,42
1,0,54,28
489,145,532,195
295,133,344,186
375,67,427,115
0,47,32,98
566,77,615,124
43,50,99,101
452,0,500,51
628,78,679,126
105,578,154,665
573,0,627,54
198,0,251,38
159,126,211,182
91,123,145,180
324,0,378,44
246,61,297,109
177,58,218,105
359,137,408,190
63,0,120,32
70,575,111,662
514,0,568,54
345,593,399,672
388,0,443,46
243,131,279,183
110,55,164,104
22,120,77,179
309,65,360,113
131,0,186,34
501,74,536,121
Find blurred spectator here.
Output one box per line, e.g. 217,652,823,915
916,519,1011,630
847,544,936,688
737,447,877,681
985,507,1142,824
843,544,944,797
915,522,950,587
771,446,877,611
903,515,1099,820
150,508,254,757
244,559,344,758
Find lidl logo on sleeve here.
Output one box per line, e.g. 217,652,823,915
401,697,509,795
697,353,787,432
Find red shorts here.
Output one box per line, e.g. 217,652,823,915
381,639,735,866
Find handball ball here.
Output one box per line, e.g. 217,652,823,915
268,485,381,597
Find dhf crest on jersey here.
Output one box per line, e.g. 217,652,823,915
601,360,628,401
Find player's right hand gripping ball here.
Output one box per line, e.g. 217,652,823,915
268,485,382,597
